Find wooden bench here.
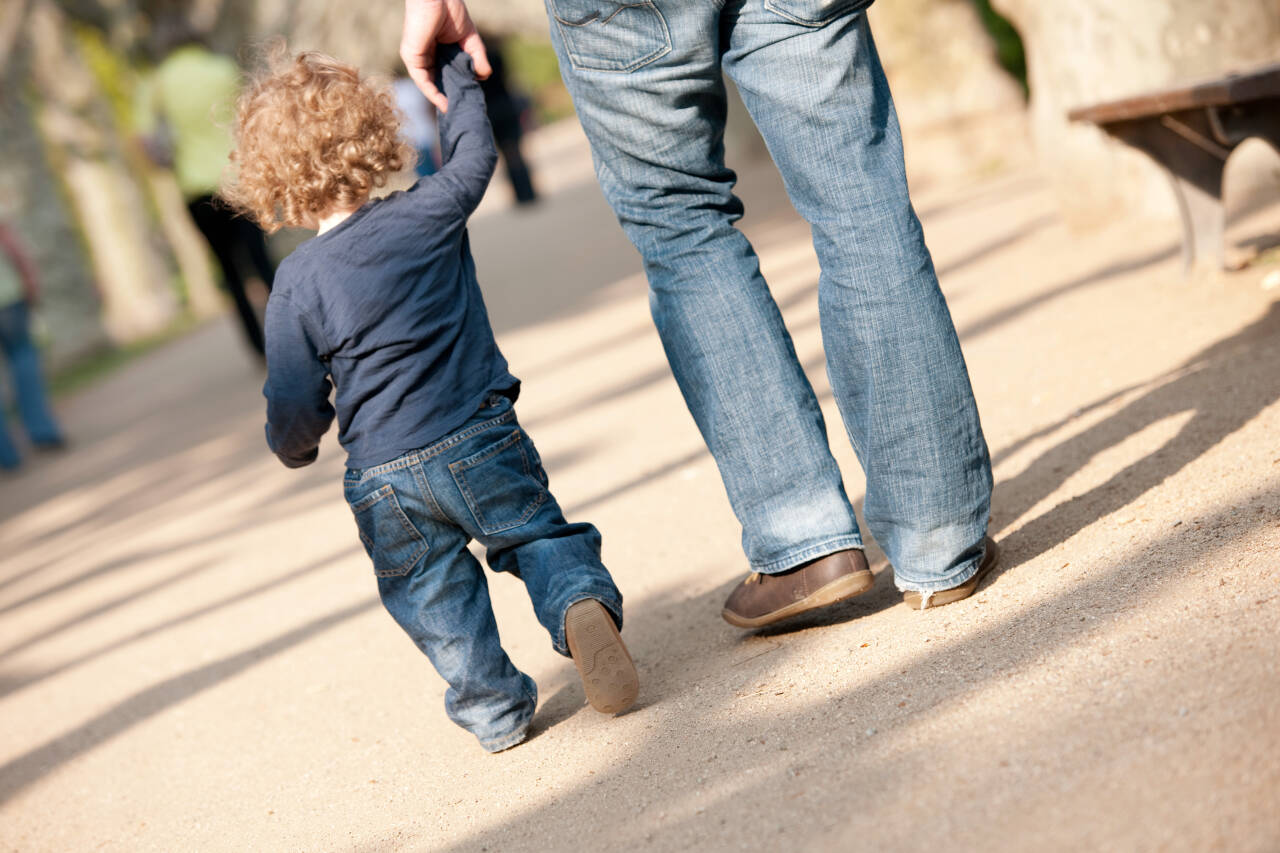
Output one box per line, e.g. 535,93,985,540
1069,64,1280,274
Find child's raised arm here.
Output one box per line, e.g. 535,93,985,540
432,45,499,216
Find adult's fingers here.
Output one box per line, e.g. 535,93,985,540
402,43,448,112
459,29,491,79
401,0,449,111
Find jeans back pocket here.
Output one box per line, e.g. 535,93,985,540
449,429,548,535
547,0,671,72
764,0,871,26
348,483,430,577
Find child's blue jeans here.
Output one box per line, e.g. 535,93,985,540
343,394,622,752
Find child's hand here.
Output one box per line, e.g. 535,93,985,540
400,0,491,113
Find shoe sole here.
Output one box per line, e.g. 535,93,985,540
720,568,875,629
565,600,639,715
903,539,1000,610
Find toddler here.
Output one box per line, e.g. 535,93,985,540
225,45,637,752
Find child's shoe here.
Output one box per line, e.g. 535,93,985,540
565,599,638,715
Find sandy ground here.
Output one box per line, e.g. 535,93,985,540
1,119,1279,853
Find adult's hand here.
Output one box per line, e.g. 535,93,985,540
400,0,491,113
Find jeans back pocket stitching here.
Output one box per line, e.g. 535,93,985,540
351,453,418,483
411,460,447,521
763,0,870,27
350,484,430,577
551,0,672,74
448,430,547,534
420,409,515,461
553,2,646,27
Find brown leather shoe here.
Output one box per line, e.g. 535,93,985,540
721,549,874,629
902,537,1000,610
565,599,639,715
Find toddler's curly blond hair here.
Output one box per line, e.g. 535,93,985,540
225,45,413,233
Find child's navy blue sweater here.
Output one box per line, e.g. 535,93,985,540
262,47,516,470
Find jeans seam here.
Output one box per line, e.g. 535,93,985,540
350,454,418,481
552,0,672,74
478,714,533,752
894,560,980,594
350,485,430,577
762,0,874,27
448,430,548,534
419,410,516,461
349,411,518,483
752,534,864,574
411,459,446,521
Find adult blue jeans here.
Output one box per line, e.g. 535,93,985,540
343,394,622,751
543,0,992,591
0,301,63,470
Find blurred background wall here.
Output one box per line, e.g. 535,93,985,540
2,0,1273,376
993,0,1280,227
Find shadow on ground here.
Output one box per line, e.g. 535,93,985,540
2,145,1277,846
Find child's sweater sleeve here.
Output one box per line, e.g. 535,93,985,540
432,45,499,217
262,292,334,468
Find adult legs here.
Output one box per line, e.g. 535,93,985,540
0,415,16,470
187,196,266,355
234,216,277,294
722,6,992,590
0,301,63,469
497,137,538,204
0,306,18,466
545,0,862,574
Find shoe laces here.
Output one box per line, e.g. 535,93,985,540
745,572,763,584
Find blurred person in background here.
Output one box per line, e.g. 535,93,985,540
478,32,537,205
0,221,65,471
394,75,440,177
136,24,276,356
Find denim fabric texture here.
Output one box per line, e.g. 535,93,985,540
544,0,993,591
0,301,63,469
343,394,622,751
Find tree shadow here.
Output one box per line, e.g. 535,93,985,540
995,299,1280,569
429,478,1278,852
0,544,362,698
0,597,378,807
546,298,1280,649
958,242,1179,342
934,213,1053,279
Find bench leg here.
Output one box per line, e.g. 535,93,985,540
1113,115,1228,275
1165,169,1225,274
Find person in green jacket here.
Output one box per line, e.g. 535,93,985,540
136,36,276,355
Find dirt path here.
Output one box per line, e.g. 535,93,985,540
1,122,1278,852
